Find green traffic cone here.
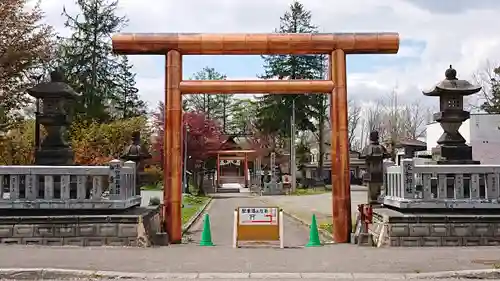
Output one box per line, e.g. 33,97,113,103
199,214,214,246
305,214,322,247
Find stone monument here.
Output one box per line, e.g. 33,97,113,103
27,70,79,165
360,131,390,205
121,131,152,194
423,65,481,164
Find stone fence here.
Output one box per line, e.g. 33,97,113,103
0,159,140,210
384,158,500,209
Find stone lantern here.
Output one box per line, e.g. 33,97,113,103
360,131,390,205
423,65,481,164
27,70,79,165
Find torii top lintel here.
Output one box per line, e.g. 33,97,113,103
112,33,399,55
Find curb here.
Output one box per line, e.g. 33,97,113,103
258,198,334,243
283,210,335,242
1,268,499,279
182,197,214,234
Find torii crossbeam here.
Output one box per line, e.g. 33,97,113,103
112,32,399,244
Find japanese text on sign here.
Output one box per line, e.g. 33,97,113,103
238,207,278,225
403,161,414,194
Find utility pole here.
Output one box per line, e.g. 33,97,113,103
183,124,189,194
290,98,297,192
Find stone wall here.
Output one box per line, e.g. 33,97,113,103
0,207,163,247
370,207,500,247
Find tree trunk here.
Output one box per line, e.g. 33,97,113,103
196,161,207,196
197,170,206,196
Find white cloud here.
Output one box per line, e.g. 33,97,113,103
38,0,500,110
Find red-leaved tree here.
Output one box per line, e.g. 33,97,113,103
151,101,165,167
151,102,224,192
182,111,224,167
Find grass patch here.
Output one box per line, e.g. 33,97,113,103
318,218,358,234
182,194,209,225
319,223,333,233
141,184,163,191
291,187,329,196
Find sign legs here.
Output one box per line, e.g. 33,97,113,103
279,210,284,249
233,209,238,248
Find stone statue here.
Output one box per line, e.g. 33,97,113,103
360,131,390,205
121,131,152,194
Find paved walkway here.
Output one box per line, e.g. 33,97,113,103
186,193,312,247
260,186,368,227
1,244,500,273
2,188,500,275
2,268,499,281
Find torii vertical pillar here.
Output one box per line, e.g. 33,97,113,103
164,50,183,244
331,49,352,243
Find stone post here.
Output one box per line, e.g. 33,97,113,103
124,160,137,198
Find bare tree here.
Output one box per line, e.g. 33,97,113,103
361,90,431,160
348,100,362,151
363,100,385,140
472,61,500,113
400,101,432,140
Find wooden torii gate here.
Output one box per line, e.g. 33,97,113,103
112,32,399,244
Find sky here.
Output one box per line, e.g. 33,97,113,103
37,0,500,110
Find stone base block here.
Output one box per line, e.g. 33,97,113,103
357,233,374,246
370,207,500,247
0,207,163,247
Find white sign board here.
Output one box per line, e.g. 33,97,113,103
238,207,278,225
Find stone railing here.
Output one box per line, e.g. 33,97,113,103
384,158,500,209
0,159,141,210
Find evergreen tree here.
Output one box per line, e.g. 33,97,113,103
110,56,147,119
184,67,235,132
256,1,328,179
230,98,258,134
256,1,325,138
57,0,144,122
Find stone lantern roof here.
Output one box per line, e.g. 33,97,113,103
423,65,481,97
27,70,80,99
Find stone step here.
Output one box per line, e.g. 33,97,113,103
216,188,241,193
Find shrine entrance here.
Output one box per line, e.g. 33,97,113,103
213,135,256,191
215,150,255,191
112,32,400,244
